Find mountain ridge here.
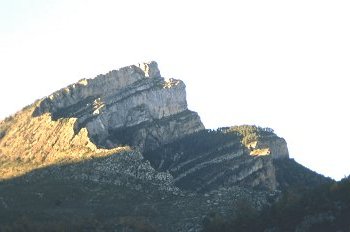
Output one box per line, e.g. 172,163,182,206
0,61,331,231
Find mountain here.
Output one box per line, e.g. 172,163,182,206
0,62,331,231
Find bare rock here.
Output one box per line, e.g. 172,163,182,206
33,61,205,150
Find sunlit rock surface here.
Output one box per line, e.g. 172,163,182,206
33,61,204,150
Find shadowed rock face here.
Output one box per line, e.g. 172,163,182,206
33,61,205,150
144,130,279,192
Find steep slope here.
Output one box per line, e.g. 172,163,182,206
0,157,273,231
0,61,204,180
0,104,125,180
274,158,333,191
144,129,278,192
0,61,331,231
204,177,347,232
33,61,204,151
144,125,328,193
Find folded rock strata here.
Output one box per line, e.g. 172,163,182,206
33,61,205,150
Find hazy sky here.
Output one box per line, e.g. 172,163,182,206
1,0,349,180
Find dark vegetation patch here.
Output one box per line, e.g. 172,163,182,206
274,158,333,191
203,176,349,232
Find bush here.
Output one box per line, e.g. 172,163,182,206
202,177,350,231
223,125,275,146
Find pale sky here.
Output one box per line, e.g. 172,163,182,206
1,0,349,180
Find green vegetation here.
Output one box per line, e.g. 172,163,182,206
221,125,275,146
274,158,333,191
203,176,350,232
0,177,159,232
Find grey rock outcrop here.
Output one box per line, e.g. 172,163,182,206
0,61,331,232
24,150,180,194
144,131,279,192
33,61,204,150
31,62,289,191
255,137,289,159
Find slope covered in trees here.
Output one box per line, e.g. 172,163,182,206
203,176,349,232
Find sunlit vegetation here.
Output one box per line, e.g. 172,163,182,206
221,125,275,146
0,103,131,180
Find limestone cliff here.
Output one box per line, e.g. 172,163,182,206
33,61,204,150
251,137,289,159
0,61,330,231
144,129,279,191
1,62,289,190
0,61,204,180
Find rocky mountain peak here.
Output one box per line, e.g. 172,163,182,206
32,61,204,150
0,61,331,231
138,61,161,78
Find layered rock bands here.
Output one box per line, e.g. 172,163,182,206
1,61,290,191
33,61,204,150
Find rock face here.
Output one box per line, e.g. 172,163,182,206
30,61,288,191
255,137,289,159
0,62,291,190
0,61,330,231
144,130,279,191
33,61,204,150
247,135,289,160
